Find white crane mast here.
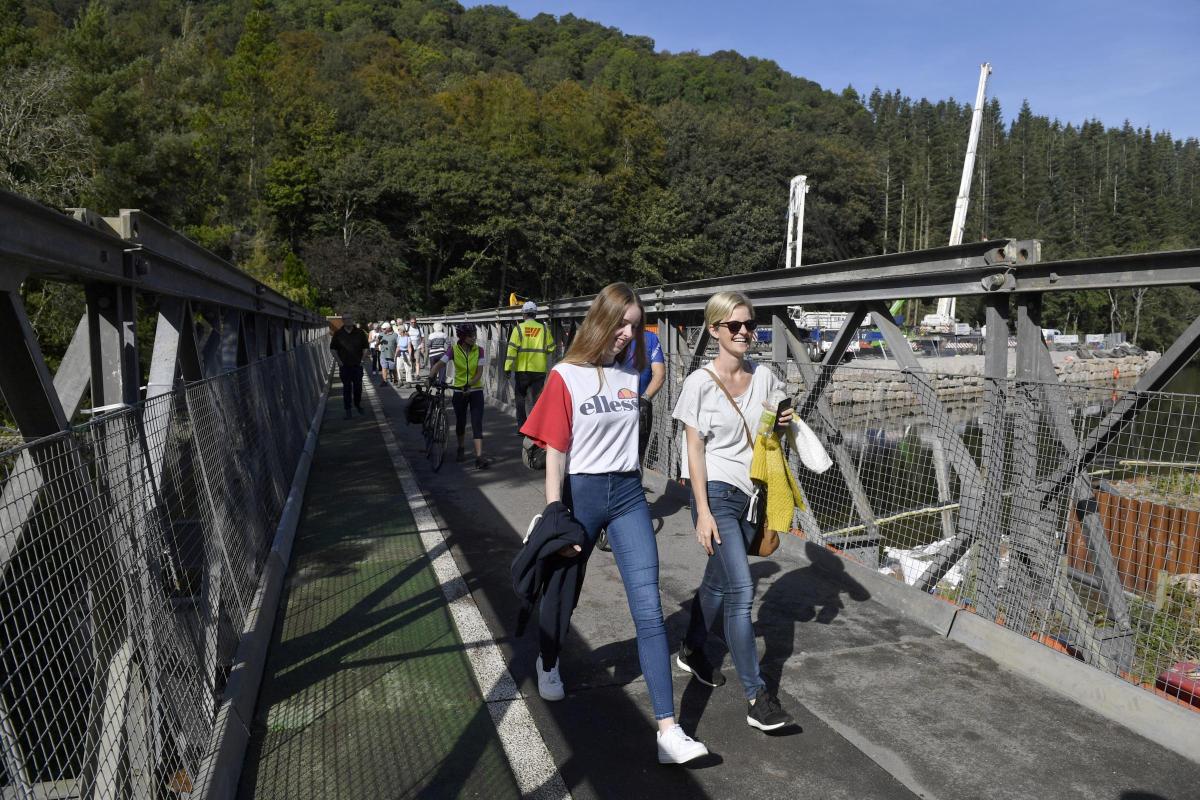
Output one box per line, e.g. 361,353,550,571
928,63,992,329
785,175,809,268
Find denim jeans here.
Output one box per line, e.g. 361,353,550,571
551,471,675,720
685,481,766,699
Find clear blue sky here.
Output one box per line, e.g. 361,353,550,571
464,0,1200,140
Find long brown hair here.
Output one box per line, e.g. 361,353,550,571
563,282,646,372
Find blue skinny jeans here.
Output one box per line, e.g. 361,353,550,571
553,471,675,721
685,481,766,700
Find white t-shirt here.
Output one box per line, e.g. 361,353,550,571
672,360,783,496
520,362,640,475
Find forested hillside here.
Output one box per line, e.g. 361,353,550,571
4,0,1199,350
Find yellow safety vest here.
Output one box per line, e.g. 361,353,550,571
452,344,482,390
505,320,554,372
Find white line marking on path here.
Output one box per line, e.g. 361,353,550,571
363,379,570,800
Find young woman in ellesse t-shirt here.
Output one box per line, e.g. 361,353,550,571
521,282,708,765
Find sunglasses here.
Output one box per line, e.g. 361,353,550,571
713,319,758,335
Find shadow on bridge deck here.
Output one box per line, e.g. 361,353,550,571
236,373,518,799
241,368,1200,800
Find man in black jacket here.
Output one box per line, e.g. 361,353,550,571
511,501,587,701
330,317,369,419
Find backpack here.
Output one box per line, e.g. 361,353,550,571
406,387,431,424
522,439,546,470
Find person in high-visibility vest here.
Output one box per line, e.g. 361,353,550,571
505,300,556,434
428,323,492,470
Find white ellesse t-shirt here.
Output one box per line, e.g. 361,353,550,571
520,362,640,474
672,360,783,496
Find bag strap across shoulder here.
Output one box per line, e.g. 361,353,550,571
702,367,754,450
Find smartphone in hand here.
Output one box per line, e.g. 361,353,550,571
775,396,792,429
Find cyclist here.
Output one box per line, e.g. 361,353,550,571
428,323,492,469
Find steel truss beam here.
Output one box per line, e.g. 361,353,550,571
0,189,320,323
420,239,1200,326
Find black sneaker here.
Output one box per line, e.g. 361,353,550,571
356,405,365,416
746,688,793,731
597,528,611,552
675,646,726,688
475,456,492,470
455,447,466,462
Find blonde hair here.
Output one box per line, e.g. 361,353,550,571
563,282,646,372
704,291,754,328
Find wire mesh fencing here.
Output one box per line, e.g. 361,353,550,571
619,349,1198,712
0,341,330,800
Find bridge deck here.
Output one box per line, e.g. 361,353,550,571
242,370,1200,800
236,375,519,799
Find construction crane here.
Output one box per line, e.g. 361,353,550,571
784,175,809,269
921,62,992,333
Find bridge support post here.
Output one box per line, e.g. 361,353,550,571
85,280,140,408
971,295,1012,620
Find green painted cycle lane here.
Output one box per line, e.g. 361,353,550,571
237,379,520,799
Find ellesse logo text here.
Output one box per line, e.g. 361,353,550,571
579,394,639,416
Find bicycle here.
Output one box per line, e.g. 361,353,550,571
422,382,450,471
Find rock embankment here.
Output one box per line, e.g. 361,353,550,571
791,351,1160,407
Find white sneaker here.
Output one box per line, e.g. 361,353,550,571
656,724,708,764
536,655,565,701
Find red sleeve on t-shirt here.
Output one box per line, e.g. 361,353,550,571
521,370,572,451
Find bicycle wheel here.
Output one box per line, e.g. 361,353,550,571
430,405,449,472
422,402,435,455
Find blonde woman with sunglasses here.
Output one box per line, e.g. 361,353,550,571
672,291,797,732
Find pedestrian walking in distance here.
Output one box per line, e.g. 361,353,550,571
407,318,424,380
520,282,709,765
506,300,555,435
396,323,413,385
367,322,381,373
426,322,449,371
377,322,398,385
330,316,369,419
